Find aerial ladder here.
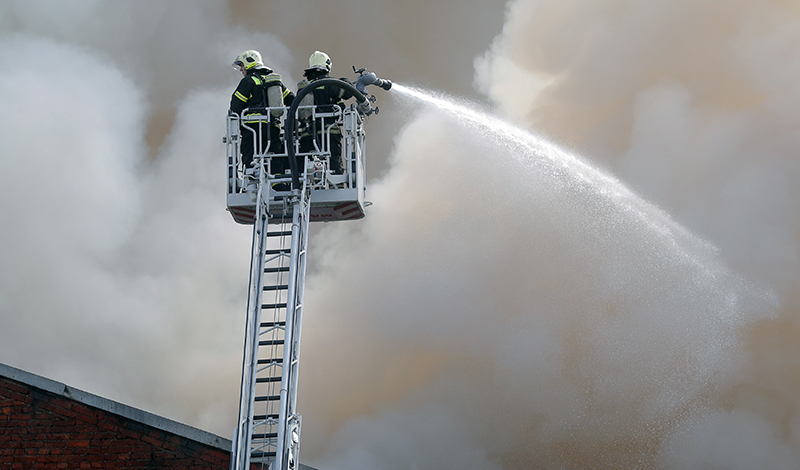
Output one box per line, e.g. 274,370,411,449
224,70,391,470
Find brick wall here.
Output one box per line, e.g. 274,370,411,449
0,373,232,469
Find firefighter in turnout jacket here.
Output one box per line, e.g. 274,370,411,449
230,50,294,169
296,51,354,175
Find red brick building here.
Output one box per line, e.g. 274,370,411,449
0,363,316,470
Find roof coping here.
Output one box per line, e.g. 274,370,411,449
0,362,231,452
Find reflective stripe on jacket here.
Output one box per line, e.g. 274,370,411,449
230,70,294,117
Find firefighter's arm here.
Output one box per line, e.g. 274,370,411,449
281,84,295,106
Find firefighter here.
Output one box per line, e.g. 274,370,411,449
230,50,294,170
296,51,354,175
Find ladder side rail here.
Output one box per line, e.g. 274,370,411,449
270,106,291,180
291,106,306,156
356,118,367,192
239,109,262,164
293,106,344,179
242,110,271,177
340,109,366,192
310,107,330,156
226,113,242,195
257,105,292,167
286,185,310,469
231,193,269,470
289,180,310,466
341,107,360,188
275,169,311,470
292,106,319,157
341,108,352,187
237,107,293,193
290,105,318,191
322,105,344,180
289,106,313,192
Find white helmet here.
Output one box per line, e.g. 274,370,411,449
233,50,265,71
307,51,332,73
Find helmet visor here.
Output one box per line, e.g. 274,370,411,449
232,60,244,71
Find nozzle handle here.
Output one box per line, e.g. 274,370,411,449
356,72,393,93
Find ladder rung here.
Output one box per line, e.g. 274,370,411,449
265,249,290,255
251,451,277,459
264,284,289,291
260,321,286,328
266,230,292,237
253,414,279,421
264,266,290,273
255,395,281,402
256,376,282,383
262,302,287,310
259,339,284,346
257,358,283,365
252,433,278,439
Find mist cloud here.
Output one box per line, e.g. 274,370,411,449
0,4,260,431
465,0,800,467
1,1,799,469
300,96,777,468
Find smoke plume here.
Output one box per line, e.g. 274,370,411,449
471,1,800,466
1,1,799,469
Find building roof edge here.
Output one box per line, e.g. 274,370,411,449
0,362,231,452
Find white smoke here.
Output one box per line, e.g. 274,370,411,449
0,3,289,431
1,1,799,469
299,96,777,468
0,34,147,365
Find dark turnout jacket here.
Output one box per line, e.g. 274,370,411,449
230,68,294,118
296,70,354,113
